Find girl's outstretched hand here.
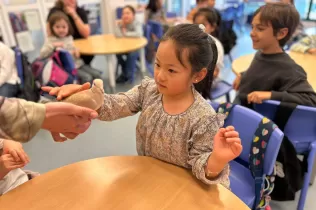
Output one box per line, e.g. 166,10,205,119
212,126,243,164
41,82,91,100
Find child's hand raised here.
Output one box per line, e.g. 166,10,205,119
212,126,243,164
41,82,91,100
3,140,29,164
0,154,26,177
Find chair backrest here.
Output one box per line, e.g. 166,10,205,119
211,102,284,175
166,12,177,18
143,24,151,41
147,20,163,39
254,100,316,152
116,7,123,19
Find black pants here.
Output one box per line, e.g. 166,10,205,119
81,55,94,65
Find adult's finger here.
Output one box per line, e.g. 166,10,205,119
62,132,79,140
41,86,54,92
58,103,98,120
51,132,68,142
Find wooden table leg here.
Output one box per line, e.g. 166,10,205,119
105,54,116,93
310,156,316,185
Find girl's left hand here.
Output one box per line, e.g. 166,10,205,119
212,126,242,164
2,139,30,164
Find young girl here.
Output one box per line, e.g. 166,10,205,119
40,11,101,84
115,5,143,83
193,8,224,85
42,24,243,188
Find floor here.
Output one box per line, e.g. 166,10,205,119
23,24,316,210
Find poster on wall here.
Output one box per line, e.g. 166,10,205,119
16,31,35,53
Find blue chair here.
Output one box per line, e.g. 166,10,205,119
210,80,232,102
147,20,163,50
254,100,316,210
166,12,177,18
12,47,24,87
116,7,123,19
210,102,284,208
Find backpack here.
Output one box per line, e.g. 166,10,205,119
218,103,277,210
12,47,40,102
31,50,77,87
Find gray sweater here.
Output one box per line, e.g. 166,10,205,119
40,36,83,68
237,51,316,107
114,20,143,38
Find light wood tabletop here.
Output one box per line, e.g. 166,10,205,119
0,156,249,210
73,34,148,55
232,52,316,90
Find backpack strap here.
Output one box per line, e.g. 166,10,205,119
250,117,277,210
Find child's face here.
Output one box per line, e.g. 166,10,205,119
154,40,196,96
122,8,135,24
208,0,215,8
194,15,215,34
250,13,281,53
53,19,69,38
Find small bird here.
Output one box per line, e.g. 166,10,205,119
61,79,105,111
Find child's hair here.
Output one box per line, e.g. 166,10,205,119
55,0,65,9
253,3,299,47
123,5,136,15
196,0,208,4
160,24,218,99
48,11,74,37
146,0,162,13
193,8,219,36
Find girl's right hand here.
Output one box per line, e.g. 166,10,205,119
41,82,91,100
53,42,64,48
0,154,26,176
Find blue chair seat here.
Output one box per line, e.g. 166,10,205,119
230,161,255,207
211,80,232,101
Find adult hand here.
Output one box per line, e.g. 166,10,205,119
233,74,241,90
41,102,98,142
64,6,77,17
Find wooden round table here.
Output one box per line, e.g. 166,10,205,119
232,52,316,90
74,34,148,92
0,156,249,210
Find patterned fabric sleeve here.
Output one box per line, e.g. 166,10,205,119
98,78,151,121
290,35,316,53
0,97,46,143
188,113,230,189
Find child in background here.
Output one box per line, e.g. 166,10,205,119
233,3,316,107
43,24,243,189
0,42,20,98
115,5,143,83
40,11,101,84
290,35,316,54
193,8,224,84
0,139,38,195
187,0,209,22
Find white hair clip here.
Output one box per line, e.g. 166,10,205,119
198,24,206,32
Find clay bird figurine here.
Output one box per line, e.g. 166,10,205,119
61,79,105,111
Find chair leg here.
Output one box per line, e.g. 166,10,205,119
226,93,231,103
229,53,233,63
297,144,316,210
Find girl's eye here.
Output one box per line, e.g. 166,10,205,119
155,63,160,68
168,69,176,73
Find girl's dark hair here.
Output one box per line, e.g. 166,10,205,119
123,5,136,15
193,8,219,37
55,0,65,9
161,24,218,99
48,11,74,37
146,0,161,13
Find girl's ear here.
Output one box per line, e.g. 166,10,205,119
193,68,208,84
